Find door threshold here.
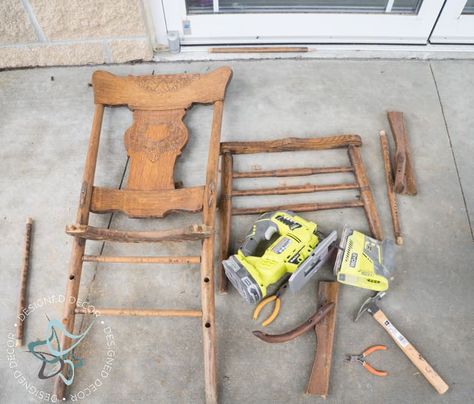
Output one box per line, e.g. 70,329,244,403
154,43,474,61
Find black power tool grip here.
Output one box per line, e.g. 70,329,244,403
240,215,279,257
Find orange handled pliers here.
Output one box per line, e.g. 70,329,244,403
345,345,388,377
252,281,289,327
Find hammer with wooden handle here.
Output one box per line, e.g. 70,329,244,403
355,292,448,394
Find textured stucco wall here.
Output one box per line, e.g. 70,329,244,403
0,0,155,69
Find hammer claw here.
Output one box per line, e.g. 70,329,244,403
354,291,386,322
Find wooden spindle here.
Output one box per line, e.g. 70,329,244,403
16,217,33,347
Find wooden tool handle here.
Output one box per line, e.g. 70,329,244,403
16,217,33,347
373,310,449,394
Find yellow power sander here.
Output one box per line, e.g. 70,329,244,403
222,211,337,304
333,226,395,291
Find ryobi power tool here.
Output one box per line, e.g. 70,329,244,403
222,211,337,304
333,226,395,291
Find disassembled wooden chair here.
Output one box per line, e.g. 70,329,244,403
54,67,232,403
218,135,383,293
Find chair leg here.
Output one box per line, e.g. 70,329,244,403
348,145,384,240
200,235,217,404
53,237,86,400
218,153,233,294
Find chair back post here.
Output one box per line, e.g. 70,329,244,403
76,103,104,225
203,100,225,223
201,97,227,404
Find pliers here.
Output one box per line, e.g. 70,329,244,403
252,280,289,327
345,345,388,377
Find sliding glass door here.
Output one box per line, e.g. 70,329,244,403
161,0,445,44
157,1,474,45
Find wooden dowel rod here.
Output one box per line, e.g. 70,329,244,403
16,217,33,347
232,182,359,197
232,200,364,216
233,166,354,179
83,255,201,264
380,131,403,245
209,46,309,54
66,224,212,243
75,307,202,317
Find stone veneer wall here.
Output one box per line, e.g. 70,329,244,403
0,0,155,69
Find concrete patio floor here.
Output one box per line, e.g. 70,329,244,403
1,58,473,404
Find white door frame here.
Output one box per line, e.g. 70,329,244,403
430,0,474,43
158,0,446,45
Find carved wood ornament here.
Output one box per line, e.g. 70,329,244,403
125,109,188,191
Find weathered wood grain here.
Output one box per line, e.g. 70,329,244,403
233,166,354,179
306,282,339,397
218,153,233,293
380,131,403,245
221,135,362,154
75,307,202,317
348,146,383,240
232,200,364,216
209,46,308,53
232,182,359,197
200,99,225,404
90,186,204,218
93,67,232,110
387,111,417,195
83,255,200,264
55,103,105,400
15,217,33,347
125,109,189,191
66,224,213,242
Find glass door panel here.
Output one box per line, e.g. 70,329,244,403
187,0,423,14
430,0,474,44
463,0,474,13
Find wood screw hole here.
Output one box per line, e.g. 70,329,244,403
205,322,211,328
69,275,75,280
204,277,210,283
